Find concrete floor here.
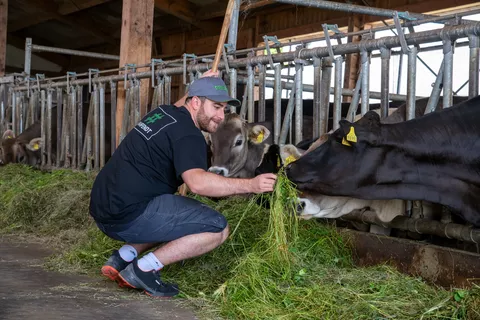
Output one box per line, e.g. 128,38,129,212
0,235,198,320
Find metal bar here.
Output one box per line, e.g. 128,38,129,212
93,84,99,169
469,35,479,98
71,87,78,169
164,75,171,105
77,86,83,167
320,57,333,134
229,68,237,113
236,74,416,100
380,47,390,119
294,60,304,144
56,88,62,167
239,85,248,120
61,93,68,166
407,46,417,120
442,39,454,108
360,49,370,115
99,82,105,168
333,55,343,131
31,43,119,60
371,40,470,58
279,80,297,145
275,0,427,20
342,210,480,244
11,91,16,136
46,89,53,166
13,22,480,92
257,64,266,122
424,59,444,115
274,64,282,144
313,57,321,137
247,64,254,123
110,81,117,156
396,53,403,94
40,90,46,167
24,38,32,76
346,70,363,122
227,0,240,53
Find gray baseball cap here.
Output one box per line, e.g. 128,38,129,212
187,76,241,107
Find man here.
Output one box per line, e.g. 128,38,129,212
89,70,277,298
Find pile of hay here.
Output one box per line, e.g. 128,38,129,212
0,164,478,319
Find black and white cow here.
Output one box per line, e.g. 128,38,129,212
285,95,480,227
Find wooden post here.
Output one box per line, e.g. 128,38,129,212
0,0,7,76
343,14,364,103
211,0,235,72
116,0,154,147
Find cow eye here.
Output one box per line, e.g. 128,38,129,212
235,139,242,147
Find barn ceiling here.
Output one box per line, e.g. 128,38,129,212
4,0,479,75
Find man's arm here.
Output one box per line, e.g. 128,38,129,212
182,168,277,198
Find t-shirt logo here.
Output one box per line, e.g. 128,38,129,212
134,107,177,140
144,113,165,124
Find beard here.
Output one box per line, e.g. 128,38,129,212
196,105,221,133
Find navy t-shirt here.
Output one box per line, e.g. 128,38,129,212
89,104,208,225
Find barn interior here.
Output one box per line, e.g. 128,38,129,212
1,0,480,309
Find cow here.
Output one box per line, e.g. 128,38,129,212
1,98,113,170
284,95,480,227
0,121,45,167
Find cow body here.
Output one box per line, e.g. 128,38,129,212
1,121,44,167
285,95,480,227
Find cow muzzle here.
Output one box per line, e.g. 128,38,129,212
208,166,229,176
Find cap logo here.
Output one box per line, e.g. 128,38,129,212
214,85,228,91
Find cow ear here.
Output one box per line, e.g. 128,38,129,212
26,138,42,151
280,144,304,165
248,125,270,144
2,130,15,140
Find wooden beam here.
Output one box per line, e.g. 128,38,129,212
197,0,276,20
343,14,363,103
116,0,154,147
9,0,114,32
153,0,220,30
0,0,6,76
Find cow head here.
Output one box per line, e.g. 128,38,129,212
0,130,42,166
206,113,271,178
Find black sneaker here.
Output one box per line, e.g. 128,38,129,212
101,250,131,282
117,259,179,298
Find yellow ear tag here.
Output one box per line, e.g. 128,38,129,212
7,135,12,139
284,155,297,165
33,143,39,150
256,131,264,143
346,126,357,143
342,137,352,147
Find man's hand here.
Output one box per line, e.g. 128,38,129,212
200,69,220,78
249,173,277,193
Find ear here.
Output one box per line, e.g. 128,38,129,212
2,130,15,140
26,138,42,151
248,125,270,144
280,144,304,165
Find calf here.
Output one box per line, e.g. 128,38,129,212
285,95,480,227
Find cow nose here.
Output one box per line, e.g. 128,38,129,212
208,167,227,176
296,201,306,214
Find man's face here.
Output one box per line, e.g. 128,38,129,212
196,98,227,133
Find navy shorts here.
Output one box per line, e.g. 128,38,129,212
95,194,228,244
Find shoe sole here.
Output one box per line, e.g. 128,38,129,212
101,265,121,281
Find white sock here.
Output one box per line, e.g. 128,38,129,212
118,245,137,262
137,252,164,272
